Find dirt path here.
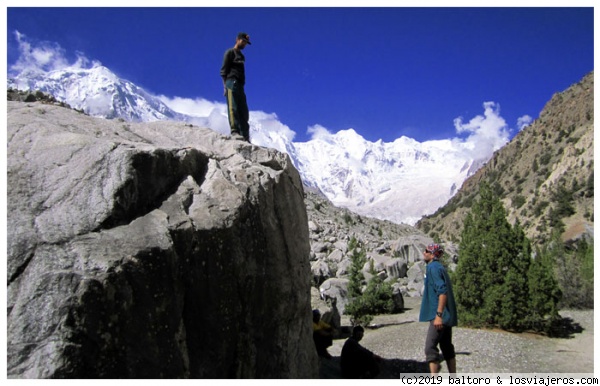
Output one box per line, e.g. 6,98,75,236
521,308,594,373
320,297,594,377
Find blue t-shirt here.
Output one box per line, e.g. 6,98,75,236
419,259,458,326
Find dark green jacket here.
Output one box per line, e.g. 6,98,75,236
220,48,246,85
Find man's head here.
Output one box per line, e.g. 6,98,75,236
423,243,443,263
352,325,365,341
236,32,251,48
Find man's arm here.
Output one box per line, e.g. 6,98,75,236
432,264,448,330
434,293,447,330
220,49,232,93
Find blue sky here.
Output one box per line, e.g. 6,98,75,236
5,4,595,144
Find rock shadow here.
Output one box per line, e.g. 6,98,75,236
318,356,429,379
379,357,430,378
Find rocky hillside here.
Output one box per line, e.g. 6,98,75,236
7,97,318,378
417,72,594,248
304,185,455,327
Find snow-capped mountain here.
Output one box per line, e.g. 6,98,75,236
294,130,485,225
8,64,493,225
9,64,189,122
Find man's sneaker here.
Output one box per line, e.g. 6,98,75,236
230,132,244,140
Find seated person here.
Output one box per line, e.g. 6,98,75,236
312,309,334,359
340,326,382,378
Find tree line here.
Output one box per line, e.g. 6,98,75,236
344,183,593,335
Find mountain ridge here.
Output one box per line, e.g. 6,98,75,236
7,63,537,225
417,71,594,247
9,64,188,122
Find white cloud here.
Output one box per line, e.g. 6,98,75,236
158,95,297,143
154,95,227,134
157,95,221,117
517,115,533,131
250,111,296,142
452,101,511,160
307,124,334,142
10,31,85,74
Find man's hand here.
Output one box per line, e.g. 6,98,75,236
434,315,444,330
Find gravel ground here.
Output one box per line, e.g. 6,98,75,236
320,297,594,378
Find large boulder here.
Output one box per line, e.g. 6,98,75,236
311,260,331,287
7,101,318,378
406,261,427,297
319,278,350,315
390,283,406,312
326,249,344,263
391,235,434,264
364,253,407,279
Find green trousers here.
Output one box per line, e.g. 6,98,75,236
225,78,250,141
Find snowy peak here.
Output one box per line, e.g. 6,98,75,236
292,129,478,224
8,63,494,225
8,65,186,122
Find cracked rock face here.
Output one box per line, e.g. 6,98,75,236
7,101,318,378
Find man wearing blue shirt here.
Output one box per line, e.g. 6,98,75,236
419,244,457,375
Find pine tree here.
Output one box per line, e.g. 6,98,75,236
528,245,561,333
347,238,366,299
454,183,561,333
344,238,395,326
453,211,486,327
455,183,516,327
361,275,395,315
345,238,372,326
498,221,531,330
578,240,594,293
551,231,592,309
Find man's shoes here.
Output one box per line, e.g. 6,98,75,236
230,132,244,141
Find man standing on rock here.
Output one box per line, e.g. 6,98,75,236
419,244,457,375
220,32,252,142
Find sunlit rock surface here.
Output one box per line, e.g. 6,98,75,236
7,100,318,378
